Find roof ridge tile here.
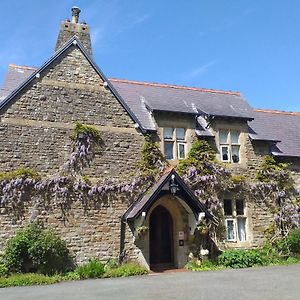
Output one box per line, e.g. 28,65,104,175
8,64,37,71
109,78,241,96
255,108,300,116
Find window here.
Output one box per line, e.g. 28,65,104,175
163,127,186,160
223,199,247,242
219,130,240,163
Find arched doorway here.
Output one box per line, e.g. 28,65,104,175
149,205,174,267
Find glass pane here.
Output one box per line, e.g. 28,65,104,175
226,220,235,241
164,128,173,140
220,131,228,144
237,218,246,241
231,131,240,144
222,146,229,161
164,142,174,160
177,143,185,159
176,128,185,141
236,199,244,215
224,199,232,216
231,145,240,163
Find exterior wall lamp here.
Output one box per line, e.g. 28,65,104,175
169,174,179,195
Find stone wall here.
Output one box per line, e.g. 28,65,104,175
0,44,145,263
0,46,144,178
0,196,137,264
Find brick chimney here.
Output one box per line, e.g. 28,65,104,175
55,7,92,56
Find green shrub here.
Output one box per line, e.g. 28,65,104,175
3,223,73,275
185,259,223,271
75,259,105,279
0,263,8,277
0,273,61,288
105,263,148,278
104,258,119,272
62,271,81,281
218,249,264,268
287,228,300,254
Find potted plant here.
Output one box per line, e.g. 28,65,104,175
136,226,149,237
196,222,209,235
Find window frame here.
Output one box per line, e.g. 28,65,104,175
163,127,187,160
225,218,237,242
224,199,247,243
219,130,241,164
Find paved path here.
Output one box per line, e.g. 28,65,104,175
1,264,300,300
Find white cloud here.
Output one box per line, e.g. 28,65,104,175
186,60,218,78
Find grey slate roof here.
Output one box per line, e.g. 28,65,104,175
111,79,254,123
249,110,300,157
2,58,300,158
124,169,210,221
0,65,36,104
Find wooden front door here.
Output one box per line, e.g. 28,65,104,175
150,205,173,266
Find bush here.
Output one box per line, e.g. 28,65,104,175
218,249,264,268
105,263,148,278
75,259,105,279
287,228,300,254
104,258,119,272
0,263,8,277
185,259,223,271
3,223,73,275
0,273,61,288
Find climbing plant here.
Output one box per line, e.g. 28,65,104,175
252,155,300,236
0,123,167,219
176,140,250,241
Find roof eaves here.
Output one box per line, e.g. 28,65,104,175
248,134,281,143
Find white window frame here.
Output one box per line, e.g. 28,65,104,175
177,142,186,160
163,127,186,160
224,199,247,242
219,131,240,163
225,218,237,242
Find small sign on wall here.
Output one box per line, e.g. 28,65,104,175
178,231,184,239
179,240,184,246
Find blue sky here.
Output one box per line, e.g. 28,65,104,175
0,0,299,111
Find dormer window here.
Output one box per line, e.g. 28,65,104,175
163,128,186,160
219,130,240,163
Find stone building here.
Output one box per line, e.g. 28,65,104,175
0,7,299,270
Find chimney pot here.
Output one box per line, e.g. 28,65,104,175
71,6,81,23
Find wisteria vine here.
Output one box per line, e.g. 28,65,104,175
0,125,166,220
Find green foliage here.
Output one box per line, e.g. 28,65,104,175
75,258,105,279
136,226,149,236
218,249,264,268
177,140,216,174
287,228,300,254
0,273,61,288
0,168,40,181
0,263,8,277
104,263,148,278
231,175,246,185
3,223,72,275
256,155,289,183
70,121,101,141
185,259,223,271
138,135,167,176
62,271,80,281
104,258,119,272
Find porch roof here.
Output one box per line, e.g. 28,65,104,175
123,169,211,221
